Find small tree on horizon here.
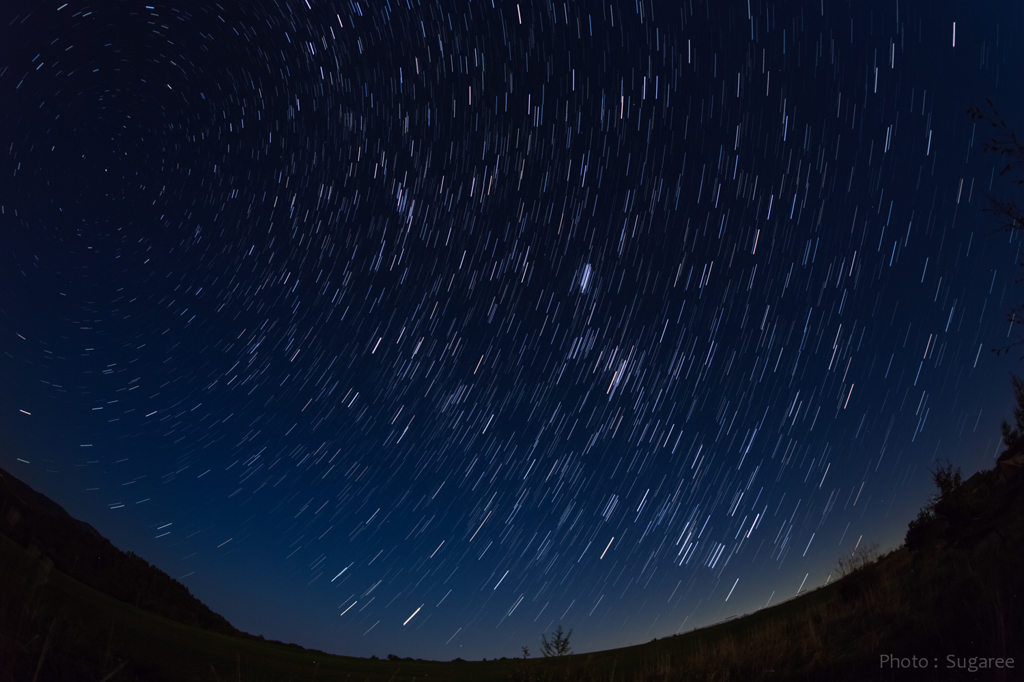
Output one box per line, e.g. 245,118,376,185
540,624,572,657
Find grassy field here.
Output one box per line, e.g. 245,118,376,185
2,460,1022,681
0,528,517,682
0,519,853,682
0,526,848,682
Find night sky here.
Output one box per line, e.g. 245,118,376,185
1,0,1022,662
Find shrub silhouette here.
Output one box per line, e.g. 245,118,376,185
905,460,964,549
834,542,880,601
511,626,578,682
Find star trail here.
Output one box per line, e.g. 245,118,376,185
1,0,1022,661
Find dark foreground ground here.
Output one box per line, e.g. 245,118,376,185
1,459,1022,681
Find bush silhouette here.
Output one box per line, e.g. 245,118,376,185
834,542,880,601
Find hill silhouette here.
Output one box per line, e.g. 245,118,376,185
0,465,239,637
0,455,1022,680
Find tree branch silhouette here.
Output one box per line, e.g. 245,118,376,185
969,99,1024,357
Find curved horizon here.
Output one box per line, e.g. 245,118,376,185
1,0,1022,661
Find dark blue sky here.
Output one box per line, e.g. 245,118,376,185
1,0,1022,661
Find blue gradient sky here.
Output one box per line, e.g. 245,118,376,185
1,0,1022,661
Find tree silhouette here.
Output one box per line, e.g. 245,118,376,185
540,624,572,657
1000,373,1024,460
968,100,1024,356
969,99,1024,229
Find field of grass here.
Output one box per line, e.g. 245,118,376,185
0,528,521,681
2,460,1022,681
